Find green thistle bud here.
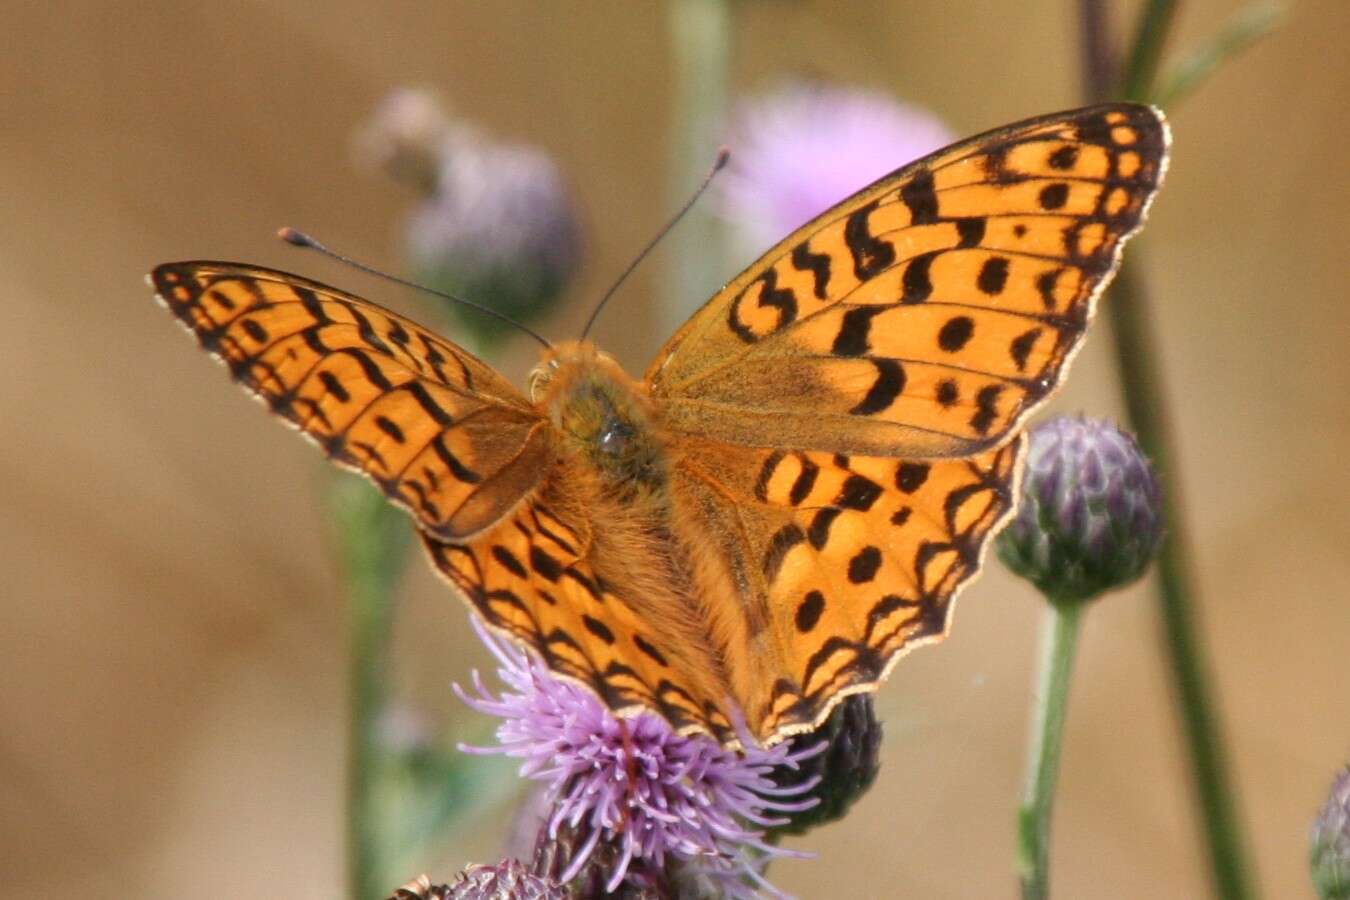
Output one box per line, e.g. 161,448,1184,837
1312,766,1350,899
766,694,882,837
997,416,1163,606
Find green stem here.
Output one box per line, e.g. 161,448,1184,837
331,480,410,900
663,0,732,337
1104,262,1258,900
1077,3,1261,896
1120,0,1180,101
1018,601,1083,900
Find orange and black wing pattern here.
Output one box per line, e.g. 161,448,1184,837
650,103,1169,459
151,262,551,540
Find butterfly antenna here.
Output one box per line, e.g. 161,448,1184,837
579,147,731,341
277,227,554,351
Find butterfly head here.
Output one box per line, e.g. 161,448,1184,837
531,340,663,492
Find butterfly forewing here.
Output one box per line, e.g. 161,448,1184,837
650,104,1168,458
648,103,1167,741
152,262,551,540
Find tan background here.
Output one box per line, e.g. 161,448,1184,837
3,1,1348,897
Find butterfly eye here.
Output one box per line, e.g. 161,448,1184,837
598,422,633,457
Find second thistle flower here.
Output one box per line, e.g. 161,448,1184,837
358,89,582,349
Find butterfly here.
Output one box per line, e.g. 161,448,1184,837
152,103,1168,747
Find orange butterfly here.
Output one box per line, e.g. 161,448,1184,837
152,103,1168,746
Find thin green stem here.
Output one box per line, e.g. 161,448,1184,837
1018,601,1084,900
663,0,732,337
331,479,410,900
1104,262,1258,900
1077,4,1262,897
1120,0,1180,101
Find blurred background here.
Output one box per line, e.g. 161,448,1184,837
3,1,1348,897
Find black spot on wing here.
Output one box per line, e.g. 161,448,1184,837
795,590,825,633
790,241,833,299
977,257,1010,295
938,316,975,353
849,359,906,415
832,306,887,356
848,546,883,583
843,201,896,280
900,170,939,224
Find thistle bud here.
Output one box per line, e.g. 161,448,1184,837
997,416,1163,606
766,694,882,837
1312,766,1350,899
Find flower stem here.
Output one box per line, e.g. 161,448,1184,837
330,478,410,900
1018,600,1083,900
1120,0,1180,102
1077,3,1261,897
1104,262,1258,900
663,0,731,337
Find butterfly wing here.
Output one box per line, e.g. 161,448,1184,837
672,439,1020,738
152,262,552,539
649,103,1168,457
653,103,1168,741
419,490,739,743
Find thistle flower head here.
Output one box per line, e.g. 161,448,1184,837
719,81,952,252
455,620,819,898
406,130,581,344
357,89,582,347
1312,765,1350,899
997,415,1163,606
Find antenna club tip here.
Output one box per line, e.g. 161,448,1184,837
714,146,731,170
277,226,311,247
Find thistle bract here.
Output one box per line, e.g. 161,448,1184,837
997,416,1163,606
767,694,882,838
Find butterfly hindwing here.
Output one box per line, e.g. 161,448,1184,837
420,493,737,741
650,103,1168,458
672,438,1020,737
152,262,551,540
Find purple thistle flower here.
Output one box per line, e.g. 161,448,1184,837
403,128,582,347
719,81,953,253
356,89,582,347
455,619,820,898
1312,765,1350,898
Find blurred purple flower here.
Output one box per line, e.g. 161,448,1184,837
997,416,1164,606
404,129,581,344
1312,765,1350,898
455,620,819,898
357,89,581,346
719,81,953,252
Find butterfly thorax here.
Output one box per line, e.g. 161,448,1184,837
531,341,665,500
